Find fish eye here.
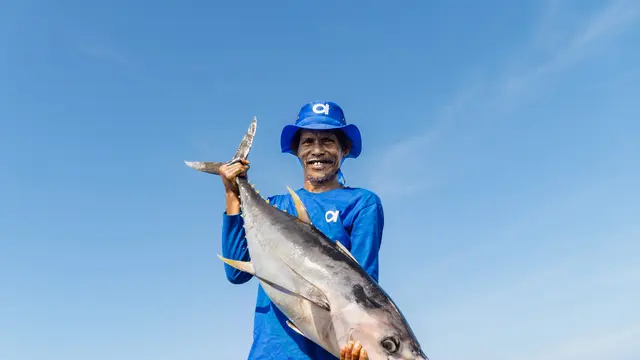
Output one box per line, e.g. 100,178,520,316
380,336,400,354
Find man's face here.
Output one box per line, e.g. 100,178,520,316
296,129,349,184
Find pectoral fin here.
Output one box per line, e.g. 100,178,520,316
257,274,331,312
286,186,312,225
217,255,331,311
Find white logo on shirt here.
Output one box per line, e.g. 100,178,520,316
312,103,330,115
325,210,339,223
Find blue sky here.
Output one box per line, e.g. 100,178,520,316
1,0,639,359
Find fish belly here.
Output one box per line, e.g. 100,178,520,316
242,229,341,355
240,204,351,356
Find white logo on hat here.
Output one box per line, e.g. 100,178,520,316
312,103,330,115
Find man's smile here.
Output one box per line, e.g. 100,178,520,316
306,157,335,170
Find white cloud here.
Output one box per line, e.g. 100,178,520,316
519,324,640,360
368,0,640,197
421,243,640,360
500,0,640,100
401,164,640,360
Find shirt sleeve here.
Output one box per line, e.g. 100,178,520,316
348,196,385,282
220,211,253,284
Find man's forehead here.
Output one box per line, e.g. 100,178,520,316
299,129,338,138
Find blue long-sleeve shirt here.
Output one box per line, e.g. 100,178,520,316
220,186,384,360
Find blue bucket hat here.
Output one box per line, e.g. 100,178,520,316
280,100,362,159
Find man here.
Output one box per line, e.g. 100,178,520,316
219,101,384,360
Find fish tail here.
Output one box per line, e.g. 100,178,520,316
184,117,257,176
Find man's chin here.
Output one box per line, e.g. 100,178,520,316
306,169,337,184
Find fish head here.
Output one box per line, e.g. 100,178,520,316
337,284,427,360
347,316,428,360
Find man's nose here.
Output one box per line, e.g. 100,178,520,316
311,142,324,155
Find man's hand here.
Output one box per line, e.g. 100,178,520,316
220,159,250,215
220,159,250,195
340,341,368,360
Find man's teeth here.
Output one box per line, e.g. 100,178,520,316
308,160,331,167
308,159,332,166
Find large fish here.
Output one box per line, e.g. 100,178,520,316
185,118,428,360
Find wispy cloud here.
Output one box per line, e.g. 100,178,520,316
421,227,640,360
80,44,131,66
518,324,640,360
368,0,640,197
499,0,640,102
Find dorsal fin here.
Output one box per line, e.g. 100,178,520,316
286,186,312,225
336,241,359,264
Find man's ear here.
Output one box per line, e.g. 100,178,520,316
342,144,351,157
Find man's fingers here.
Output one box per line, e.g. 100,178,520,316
360,348,368,360
351,342,362,359
234,169,248,178
228,159,250,167
228,166,242,177
233,162,249,172
342,341,354,360
227,163,248,178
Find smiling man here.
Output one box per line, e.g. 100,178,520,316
218,101,384,360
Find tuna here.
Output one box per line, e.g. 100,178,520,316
185,118,428,360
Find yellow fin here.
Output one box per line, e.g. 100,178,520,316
286,186,312,225
216,254,255,275
336,241,359,265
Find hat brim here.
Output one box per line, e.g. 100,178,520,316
280,117,362,159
